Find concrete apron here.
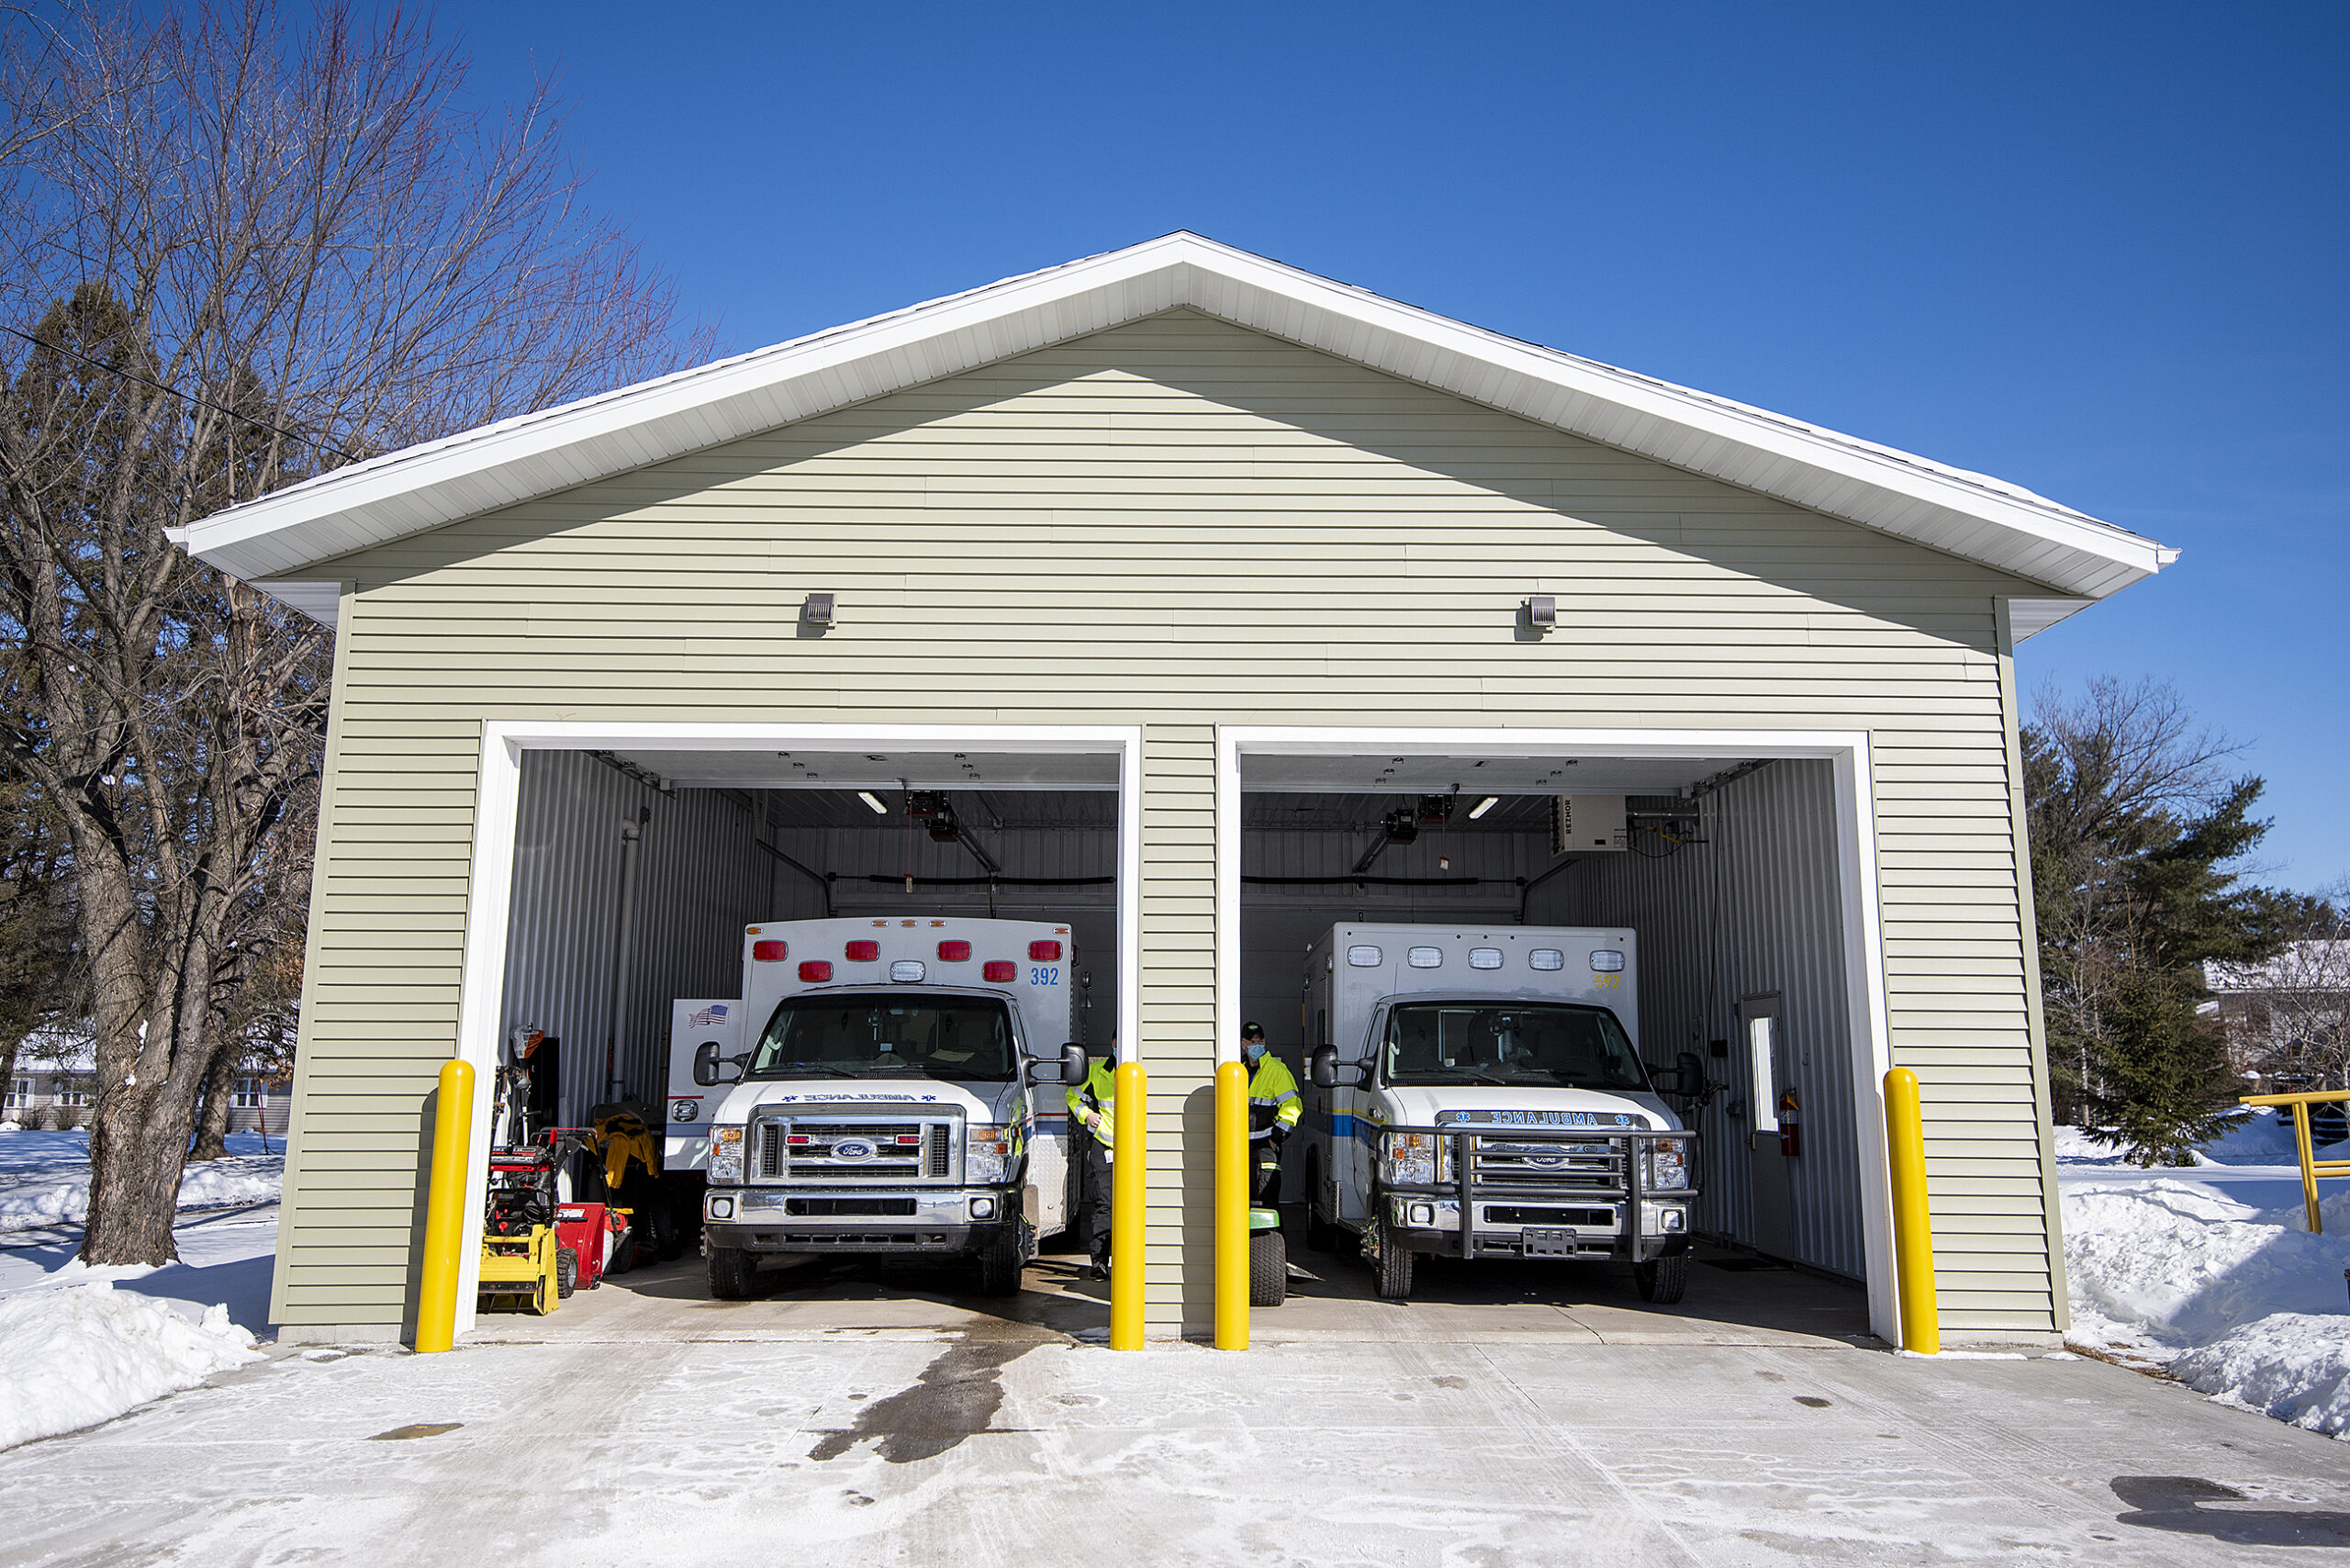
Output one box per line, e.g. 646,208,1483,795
461,1240,1873,1348
17,1295,2350,1564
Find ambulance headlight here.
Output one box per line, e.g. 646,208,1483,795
708,1124,745,1184
967,1125,1014,1184
1381,1132,1443,1187
1641,1138,1690,1192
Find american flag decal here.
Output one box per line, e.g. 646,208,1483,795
691,1004,728,1026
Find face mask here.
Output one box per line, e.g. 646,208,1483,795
1243,1040,1266,1063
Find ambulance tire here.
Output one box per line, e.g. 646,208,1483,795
1374,1219,1414,1300
1249,1229,1287,1307
976,1224,1025,1297
1634,1253,1688,1305
555,1247,578,1299
708,1245,757,1301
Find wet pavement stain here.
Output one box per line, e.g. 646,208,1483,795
808,1328,1049,1464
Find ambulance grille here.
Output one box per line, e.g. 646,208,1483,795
747,1108,962,1184
1466,1137,1625,1194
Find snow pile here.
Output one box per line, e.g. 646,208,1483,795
0,1281,260,1449
2175,1316,2350,1437
0,1142,282,1233
2060,1116,2350,1438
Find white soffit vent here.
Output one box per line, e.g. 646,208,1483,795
173,233,2174,625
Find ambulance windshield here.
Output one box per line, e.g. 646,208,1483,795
1382,1002,1647,1092
749,993,1018,1082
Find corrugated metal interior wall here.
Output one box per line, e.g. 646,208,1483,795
500,754,779,1121
1538,760,1861,1278
1240,818,1539,1053
764,791,1120,1049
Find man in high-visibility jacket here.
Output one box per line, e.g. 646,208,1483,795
1243,1022,1302,1214
1067,1034,1117,1278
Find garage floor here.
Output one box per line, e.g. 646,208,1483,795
462,1238,1872,1347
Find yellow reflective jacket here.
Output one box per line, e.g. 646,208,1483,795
1067,1058,1117,1150
1248,1052,1302,1138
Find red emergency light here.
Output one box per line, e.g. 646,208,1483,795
799,960,833,982
983,960,1016,983
752,940,788,962
937,940,971,961
1029,940,1062,961
845,940,880,962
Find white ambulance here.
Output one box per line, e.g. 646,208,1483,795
667,916,1088,1300
1301,924,1704,1304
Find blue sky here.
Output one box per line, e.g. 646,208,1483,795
441,2,2345,890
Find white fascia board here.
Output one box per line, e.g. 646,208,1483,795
180,233,2170,613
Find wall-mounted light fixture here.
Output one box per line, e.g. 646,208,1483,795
856,790,889,814
802,592,836,628
1468,796,1500,820
1525,595,1556,633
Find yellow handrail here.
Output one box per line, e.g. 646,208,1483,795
1214,1058,1248,1350
1883,1067,1940,1355
1110,1058,1147,1350
2237,1088,2350,1234
413,1058,475,1353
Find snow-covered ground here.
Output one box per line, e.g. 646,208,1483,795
0,1127,282,1232
2059,1109,2350,1439
0,1128,279,1449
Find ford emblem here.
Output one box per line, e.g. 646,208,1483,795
833,1138,877,1161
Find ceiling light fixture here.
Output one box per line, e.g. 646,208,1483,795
856,790,890,814
1469,797,1500,820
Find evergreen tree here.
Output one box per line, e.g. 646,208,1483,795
2026,680,2291,1165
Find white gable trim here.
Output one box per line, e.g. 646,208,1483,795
173,233,2171,616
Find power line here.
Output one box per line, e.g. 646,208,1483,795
0,324,356,463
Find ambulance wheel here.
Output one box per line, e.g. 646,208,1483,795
708,1246,756,1301
1249,1229,1287,1306
555,1247,578,1299
1635,1253,1688,1305
976,1225,1025,1298
1373,1220,1414,1300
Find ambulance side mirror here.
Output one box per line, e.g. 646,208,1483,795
1311,1045,1364,1089
1657,1051,1705,1098
1028,1043,1087,1085
692,1040,743,1087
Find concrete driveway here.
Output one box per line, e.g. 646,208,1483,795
8,1246,2349,1566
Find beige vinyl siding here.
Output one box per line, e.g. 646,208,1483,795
275,308,2062,1336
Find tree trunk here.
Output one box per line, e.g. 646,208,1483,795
81,1081,201,1263
189,1039,241,1161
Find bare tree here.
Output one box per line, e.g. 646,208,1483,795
0,1,700,1263
2210,882,2350,1090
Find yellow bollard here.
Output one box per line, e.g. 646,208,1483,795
1214,1058,1249,1350
413,1058,476,1354
1110,1058,1147,1350
1883,1066,1940,1356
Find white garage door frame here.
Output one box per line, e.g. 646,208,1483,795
1213,725,1900,1341
448,720,1145,1336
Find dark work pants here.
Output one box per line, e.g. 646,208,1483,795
1253,1135,1284,1207
1080,1137,1113,1254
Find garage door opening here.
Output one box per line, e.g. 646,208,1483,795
452,724,1138,1339
1221,731,1893,1344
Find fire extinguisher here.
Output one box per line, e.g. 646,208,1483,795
1778,1086,1802,1159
